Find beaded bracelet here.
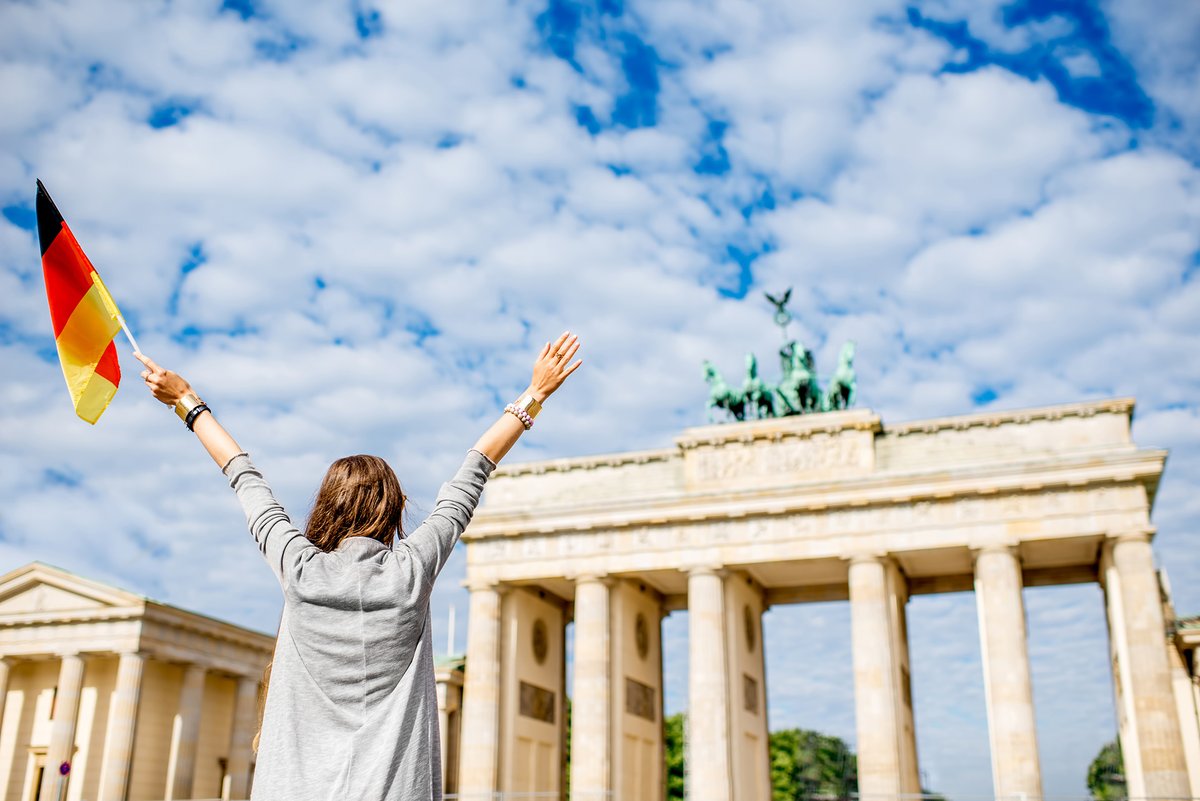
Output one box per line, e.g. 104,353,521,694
505,403,534,430
185,404,211,431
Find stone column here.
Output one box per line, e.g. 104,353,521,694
848,555,920,797
437,683,451,789
167,663,207,799
0,658,10,730
459,583,505,797
1191,651,1200,797
974,545,1042,799
40,653,85,801
1168,639,1200,796
98,652,146,801
570,575,613,801
1103,533,1190,797
225,675,259,800
687,567,732,801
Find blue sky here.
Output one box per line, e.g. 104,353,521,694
1,0,1198,796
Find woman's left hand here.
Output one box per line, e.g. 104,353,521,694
134,352,192,407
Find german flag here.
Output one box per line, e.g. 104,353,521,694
37,180,123,424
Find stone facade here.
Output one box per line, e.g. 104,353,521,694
0,563,272,801
459,397,1196,800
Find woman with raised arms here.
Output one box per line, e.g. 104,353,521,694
135,331,582,801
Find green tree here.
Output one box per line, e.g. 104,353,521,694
769,728,858,800
660,720,945,801
564,698,571,800
1087,739,1126,801
665,712,686,801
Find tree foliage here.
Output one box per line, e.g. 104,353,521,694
1087,739,1126,800
665,713,687,801
769,728,858,800
591,710,945,801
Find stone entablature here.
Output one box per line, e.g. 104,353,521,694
473,398,1143,515
465,398,1160,603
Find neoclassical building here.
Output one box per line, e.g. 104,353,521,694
0,563,273,801
457,397,1200,800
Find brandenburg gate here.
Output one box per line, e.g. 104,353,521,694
457,397,1192,799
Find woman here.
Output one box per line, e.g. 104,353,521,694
135,332,582,801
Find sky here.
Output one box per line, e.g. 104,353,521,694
1,0,1198,796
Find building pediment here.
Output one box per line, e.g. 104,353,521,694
0,562,144,617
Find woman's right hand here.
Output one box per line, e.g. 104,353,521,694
528,331,583,402
135,352,193,406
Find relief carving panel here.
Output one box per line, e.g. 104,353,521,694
683,429,875,489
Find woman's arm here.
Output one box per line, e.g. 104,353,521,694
134,352,242,468
401,331,583,580
472,330,583,464
135,352,315,585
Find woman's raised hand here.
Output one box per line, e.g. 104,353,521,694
134,352,193,407
528,331,583,402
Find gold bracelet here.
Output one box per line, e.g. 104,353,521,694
515,394,543,419
174,392,203,423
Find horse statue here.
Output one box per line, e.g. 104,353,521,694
823,341,857,411
776,341,819,414
742,353,775,419
703,360,746,422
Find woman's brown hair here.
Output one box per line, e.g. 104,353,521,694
304,454,406,551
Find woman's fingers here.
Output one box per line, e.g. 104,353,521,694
134,352,164,374
553,334,578,361
559,339,581,364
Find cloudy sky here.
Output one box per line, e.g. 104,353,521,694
2,0,1198,796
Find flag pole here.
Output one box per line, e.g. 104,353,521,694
118,316,141,355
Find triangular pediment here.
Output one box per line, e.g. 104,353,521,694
0,562,144,616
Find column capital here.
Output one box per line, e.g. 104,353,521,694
970,542,1021,563
683,563,727,578
847,552,891,567
1106,528,1156,546
182,661,210,675
463,579,510,594
571,571,616,586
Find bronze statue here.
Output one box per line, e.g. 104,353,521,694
742,353,775,419
823,341,856,411
776,341,819,414
700,289,858,422
764,288,793,336
703,360,746,422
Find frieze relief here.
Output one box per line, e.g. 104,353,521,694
683,429,874,489
467,482,1148,573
